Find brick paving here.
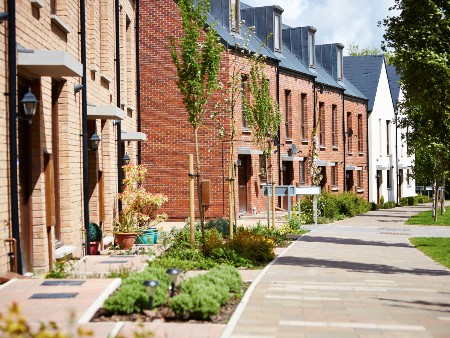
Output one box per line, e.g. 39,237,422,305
1,204,450,337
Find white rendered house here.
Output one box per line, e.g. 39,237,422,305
344,55,398,204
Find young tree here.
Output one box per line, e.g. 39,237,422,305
382,0,450,219
169,0,223,247
243,56,282,226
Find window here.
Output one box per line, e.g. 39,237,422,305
357,170,362,188
241,74,249,129
259,155,267,181
337,47,343,80
357,114,363,153
308,30,316,68
332,105,337,146
300,94,307,140
347,112,352,153
299,161,305,184
386,120,391,155
230,0,240,32
285,90,291,139
319,102,325,146
274,14,281,51
387,169,392,189
331,166,336,186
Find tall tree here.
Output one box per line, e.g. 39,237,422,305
382,0,450,219
169,0,223,246
243,56,282,226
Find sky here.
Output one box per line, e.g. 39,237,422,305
242,0,398,54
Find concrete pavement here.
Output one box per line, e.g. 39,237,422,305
223,204,450,338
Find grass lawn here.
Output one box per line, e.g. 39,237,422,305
405,209,450,226
410,237,450,269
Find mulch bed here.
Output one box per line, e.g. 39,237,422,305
91,282,250,324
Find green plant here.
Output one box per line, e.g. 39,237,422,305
103,267,170,315
408,196,416,206
380,195,385,205
44,256,75,279
226,228,275,265
371,202,379,210
205,217,230,237
400,197,408,206
170,265,242,320
89,222,102,242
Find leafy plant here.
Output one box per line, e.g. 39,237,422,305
103,267,170,315
89,222,102,242
170,265,242,320
226,228,275,265
205,217,230,237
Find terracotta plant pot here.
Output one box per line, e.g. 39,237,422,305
115,233,137,250
89,242,100,255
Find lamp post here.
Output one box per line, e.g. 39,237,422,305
143,280,159,310
166,268,180,298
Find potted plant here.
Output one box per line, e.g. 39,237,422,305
89,222,102,255
114,164,168,249
114,211,140,250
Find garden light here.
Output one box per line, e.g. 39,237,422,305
166,268,180,297
143,280,159,310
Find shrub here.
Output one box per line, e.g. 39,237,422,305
380,195,385,205
104,267,170,314
417,195,431,203
89,222,102,242
170,265,242,320
371,202,379,211
204,228,224,256
209,247,252,267
400,197,408,206
335,192,371,217
205,217,230,237
408,196,416,206
226,228,275,265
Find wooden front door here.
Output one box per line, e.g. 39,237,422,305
238,156,248,214
282,161,293,209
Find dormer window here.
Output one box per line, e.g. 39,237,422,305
274,13,282,52
337,47,343,80
230,0,240,32
308,30,316,68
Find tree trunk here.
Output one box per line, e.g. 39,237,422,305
440,176,445,215
194,127,205,249
433,182,439,222
266,155,270,228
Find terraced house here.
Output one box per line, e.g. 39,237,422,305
140,0,369,220
0,0,142,277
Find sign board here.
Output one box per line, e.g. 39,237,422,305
295,186,321,195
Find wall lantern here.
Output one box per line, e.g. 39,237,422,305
123,152,130,165
89,132,100,152
19,88,39,124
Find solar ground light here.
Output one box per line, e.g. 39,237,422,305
166,268,180,298
143,280,159,310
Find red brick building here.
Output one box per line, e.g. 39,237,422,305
140,0,368,220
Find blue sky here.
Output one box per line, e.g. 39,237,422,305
242,0,398,54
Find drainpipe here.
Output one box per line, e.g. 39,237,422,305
115,0,122,211
312,77,316,128
7,0,23,274
276,62,281,208
342,91,346,191
80,0,90,254
136,0,141,165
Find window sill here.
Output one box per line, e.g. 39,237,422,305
242,128,251,134
358,152,364,157
348,152,353,156
331,186,339,192
101,74,113,84
301,139,309,145
285,138,293,144
320,146,326,150
332,146,338,151
50,14,72,34
357,188,364,193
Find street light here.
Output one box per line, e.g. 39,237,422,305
143,280,159,310
166,268,180,298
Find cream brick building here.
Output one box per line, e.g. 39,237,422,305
0,0,141,277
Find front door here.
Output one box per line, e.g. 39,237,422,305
346,170,353,192
377,170,382,205
399,170,403,199
282,161,293,209
238,155,248,214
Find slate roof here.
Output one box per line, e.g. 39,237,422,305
386,64,401,108
343,55,384,112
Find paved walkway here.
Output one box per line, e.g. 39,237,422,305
224,204,450,338
1,204,450,337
